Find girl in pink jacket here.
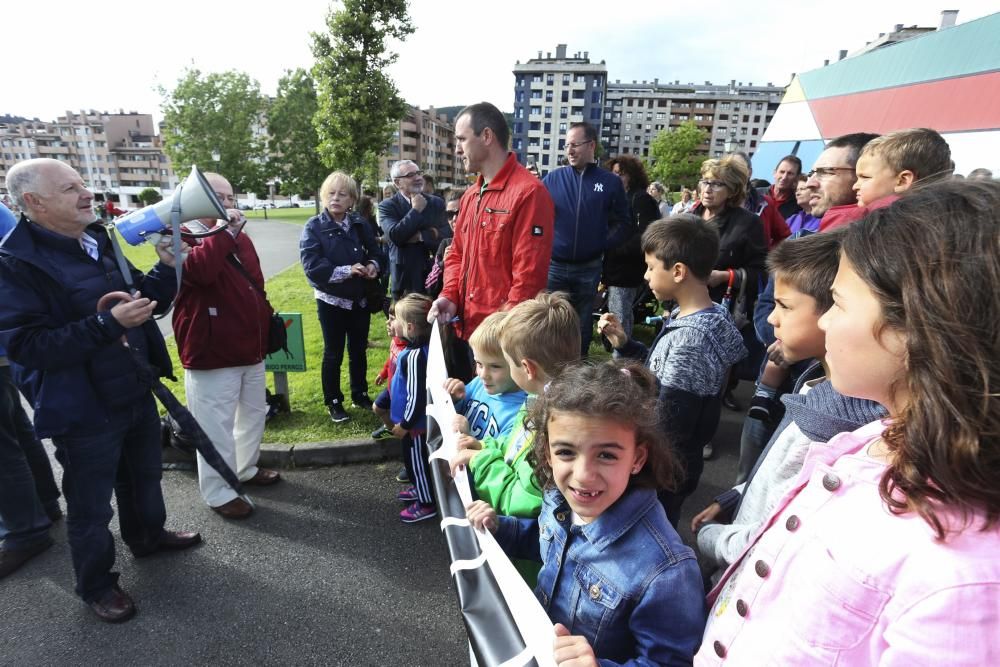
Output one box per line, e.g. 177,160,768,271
697,179,1000,665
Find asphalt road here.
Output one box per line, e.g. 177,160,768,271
0,389,747,666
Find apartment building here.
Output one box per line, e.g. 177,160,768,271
602,80,784,161
380,105,463,191
0,110,179,208
511,45,608,176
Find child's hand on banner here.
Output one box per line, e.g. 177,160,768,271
465,500,498,534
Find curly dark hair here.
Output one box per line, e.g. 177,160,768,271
840,178,1000,540
526,360,680,492
604,155,650,192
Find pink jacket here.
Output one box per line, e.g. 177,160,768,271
697,420,1000,666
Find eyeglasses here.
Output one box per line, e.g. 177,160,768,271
806,167,855,179
446,210,459,219
397,170,423,179
699,179,728,190
565,140,594,150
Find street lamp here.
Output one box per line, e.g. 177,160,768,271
211,148,220,170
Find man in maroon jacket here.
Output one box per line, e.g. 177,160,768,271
171,173,280,520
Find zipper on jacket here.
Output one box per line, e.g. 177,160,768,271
485,207,510,214
573,167,584,259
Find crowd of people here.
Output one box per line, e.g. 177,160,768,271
1,101,998,664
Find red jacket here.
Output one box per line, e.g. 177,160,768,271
172,229,272,370
818,195,898,232
758,196,791,249
441,152,554,339
377,336,408,386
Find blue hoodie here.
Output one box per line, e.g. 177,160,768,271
542,163,630,263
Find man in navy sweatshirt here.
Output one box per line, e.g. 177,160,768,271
543,122,629,356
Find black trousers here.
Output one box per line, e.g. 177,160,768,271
316,300,370,404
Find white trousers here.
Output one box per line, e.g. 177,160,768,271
185,362,267,507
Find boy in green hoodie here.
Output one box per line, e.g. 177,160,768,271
450,292,580,583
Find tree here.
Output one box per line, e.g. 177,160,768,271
160,68,268,195
310,0,413,181
137,187,162,206
647,121,708,190
267,68,326,200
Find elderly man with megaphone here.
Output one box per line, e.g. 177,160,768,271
170,172,281,521
0,158,201,623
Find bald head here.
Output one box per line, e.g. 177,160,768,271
6,158,96,237
201,172,235,226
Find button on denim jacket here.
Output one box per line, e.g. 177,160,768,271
495,487,706,666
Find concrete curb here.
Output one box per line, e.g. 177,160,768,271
259,437,400,468
163,437,401,469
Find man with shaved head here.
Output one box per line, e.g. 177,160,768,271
0,158,201,623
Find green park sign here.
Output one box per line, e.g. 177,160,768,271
265,313,306,373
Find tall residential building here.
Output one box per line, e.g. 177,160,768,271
511,45,608,176
0,110,179,208
602,80,784,161
380,105,463,191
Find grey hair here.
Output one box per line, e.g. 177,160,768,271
6,158,49,210
390,160,418,180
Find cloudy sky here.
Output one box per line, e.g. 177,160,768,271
3,1,995,123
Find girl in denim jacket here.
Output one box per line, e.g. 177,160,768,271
467,361,706,666
697,180,1000,665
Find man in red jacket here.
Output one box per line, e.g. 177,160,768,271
171,173,280,520
429,102,554,340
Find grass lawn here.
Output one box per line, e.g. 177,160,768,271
120,219,657,446
244,208,315,224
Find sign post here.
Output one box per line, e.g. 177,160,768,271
264,313,305,413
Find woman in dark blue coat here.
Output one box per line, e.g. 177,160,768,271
300,171,386,424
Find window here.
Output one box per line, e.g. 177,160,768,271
530,121,540,131
625,124,631,131
516,91,524,102
572,90,585,99
543,138,551,149
574,75,585,83
546,75,554,85
752,128,759,136
591,91,602,103
562,74,570,85
590,108,601,120
516,77,524,87
545,90,553,102
533,75,542,82
716,127,727,135
544,122,551,133
756,102,763,110
544,106,552,118
719,114,728,120
542,154,550,165
559,123,567,132
516,108,524,118
513,122,523,133
754,115,761,123
561,91,569,103
743,115,749,122
530,106,541,115
560,107,568,118
656,112,665,120
696,102,705,108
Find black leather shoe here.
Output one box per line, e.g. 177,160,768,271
130,530,202,558
88,584,136,623
352,393,374,411
0,536,54,580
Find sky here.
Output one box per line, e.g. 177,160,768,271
2,1,996,125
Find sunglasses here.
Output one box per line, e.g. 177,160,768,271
446,210,459,219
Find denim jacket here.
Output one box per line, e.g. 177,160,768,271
495,487,706,666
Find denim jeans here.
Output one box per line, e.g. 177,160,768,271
547,257,603,357
316,300,370,404
607,286,638,339
0,365,60,549
51,392,166,602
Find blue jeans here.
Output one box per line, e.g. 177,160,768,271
316,300,371,404
51,392,166,602
547,257,603,357
0,366,60,549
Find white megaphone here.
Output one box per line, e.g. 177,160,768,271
114,165,228,246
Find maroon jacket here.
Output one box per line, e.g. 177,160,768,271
172,228,272,370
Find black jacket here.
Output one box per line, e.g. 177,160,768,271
602,187,661,287
377,192,450,296
693,204,767,316
0,217,175,437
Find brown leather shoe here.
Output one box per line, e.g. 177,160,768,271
0,536,54,580
211,497,253,519
130,530,202,557
244,468,281,486
88,585,136,623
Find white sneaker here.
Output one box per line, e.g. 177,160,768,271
702,443,714,460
